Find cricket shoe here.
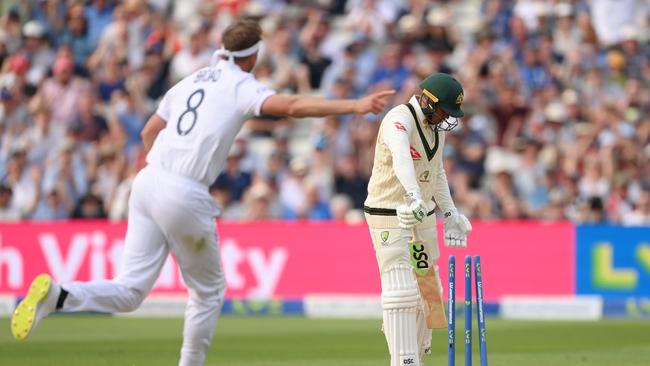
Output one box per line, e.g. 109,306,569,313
11,274,61,341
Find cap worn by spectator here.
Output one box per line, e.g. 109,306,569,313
247,183,273,202
397,15,420,35
427,9,448,27
555,2,573,18
22,20,46,39
545,102,568,123
290,157,308,177
562,89,579,105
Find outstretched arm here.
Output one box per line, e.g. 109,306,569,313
260,90,395,118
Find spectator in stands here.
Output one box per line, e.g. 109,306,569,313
334,154,368,210
240,181,281,220
21,20,55,85
0,183,20,221
170,21,211,83
36,55,91,127
279,157,309,218
22,108,61,166
30,186,69,221
84,0,114,49
72,93,108,143
214,145,252,203
298,9,332,91
330,193,353,221
60,3,94,70
369,41,410,92
96,54,126,103
622,188,650,226
72,193,106,219
2,149,39,217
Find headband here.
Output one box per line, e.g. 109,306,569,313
210,41,262,67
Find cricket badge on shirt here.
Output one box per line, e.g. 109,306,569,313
380,230,390,245
419,170,430,183
410,146,422,160
394,121,407,132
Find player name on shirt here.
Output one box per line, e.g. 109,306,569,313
194,68,222,83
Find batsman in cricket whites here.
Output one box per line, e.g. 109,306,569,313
364,73,472,366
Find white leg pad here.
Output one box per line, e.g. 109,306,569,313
381,265,420,366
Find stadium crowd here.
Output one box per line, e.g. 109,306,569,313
0,0,648,225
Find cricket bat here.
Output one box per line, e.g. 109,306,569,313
406,198,447,329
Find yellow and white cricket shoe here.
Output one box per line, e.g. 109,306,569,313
11,274,61,341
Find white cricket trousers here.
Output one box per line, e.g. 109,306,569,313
62,165,225,366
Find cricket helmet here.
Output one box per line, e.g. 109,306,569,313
418,73,464,130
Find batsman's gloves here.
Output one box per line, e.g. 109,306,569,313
443,211,472,247
397,192,427,229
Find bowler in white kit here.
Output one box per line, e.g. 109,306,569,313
11,19,394,366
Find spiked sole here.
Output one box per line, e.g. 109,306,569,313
11,274,52,341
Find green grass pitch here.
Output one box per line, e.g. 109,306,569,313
1,316,648,365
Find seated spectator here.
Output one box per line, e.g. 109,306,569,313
72,193,106,219
170,22,211,83
72,93,109,143
330,194,353,221
30,186,69,221
59,4,94,70
241,182,281,220
85,0,114,49
279,157,309,219
21,20,56,85
36,55,91,127
213,146,253,203
0,183,20,221
334,155,368,210
2,149,40,217
96,55,126,103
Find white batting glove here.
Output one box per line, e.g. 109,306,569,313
397,192,427,229
443,212,472,247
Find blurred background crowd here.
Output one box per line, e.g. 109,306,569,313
0,0,648,225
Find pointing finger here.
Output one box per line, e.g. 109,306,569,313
375,90,396,99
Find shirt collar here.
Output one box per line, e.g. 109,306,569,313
408,96,427,125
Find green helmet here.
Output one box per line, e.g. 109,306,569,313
419,73,464,118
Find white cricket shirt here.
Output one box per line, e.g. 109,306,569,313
147,60,275,185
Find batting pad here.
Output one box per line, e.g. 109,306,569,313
381,265,420,366
417,266,447,329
